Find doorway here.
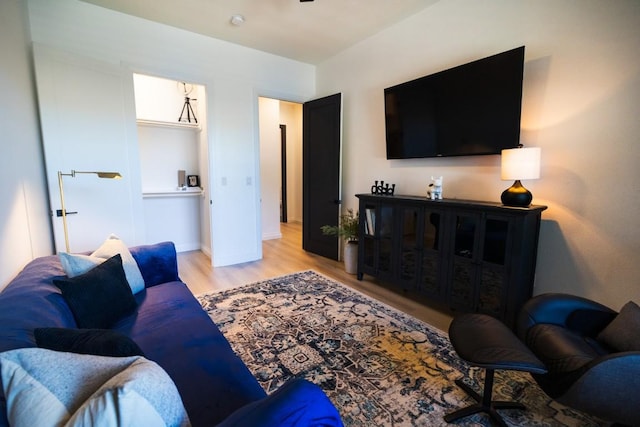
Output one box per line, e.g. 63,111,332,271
258,94,342,260
258,97,303,240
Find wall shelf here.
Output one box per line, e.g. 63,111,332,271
137,119,200,131
142,188,204,198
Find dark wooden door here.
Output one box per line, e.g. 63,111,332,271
302,93,342,260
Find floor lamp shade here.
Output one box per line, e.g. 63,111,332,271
57,170,122,252
500,147,540,207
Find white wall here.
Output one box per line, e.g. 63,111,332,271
25,0,315,267
137,125,200,191
0,0,52,290
317,0,640,310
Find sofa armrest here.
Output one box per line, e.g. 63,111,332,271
129,242,180,288
216,378,343,427
517,293,616,339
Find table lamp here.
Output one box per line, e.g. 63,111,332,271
500,146,540,207
57,170,122,252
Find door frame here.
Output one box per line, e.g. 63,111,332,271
280,124,288,223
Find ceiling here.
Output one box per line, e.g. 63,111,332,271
79,0,438,64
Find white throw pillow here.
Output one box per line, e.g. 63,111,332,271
0,348,190,427
59,234,145,294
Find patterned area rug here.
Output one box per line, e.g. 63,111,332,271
198,271,603,427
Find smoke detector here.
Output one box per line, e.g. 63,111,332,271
230,15,245,26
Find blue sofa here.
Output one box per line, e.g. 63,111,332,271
0,242,342,426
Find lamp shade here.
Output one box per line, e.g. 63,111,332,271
501,147,541,181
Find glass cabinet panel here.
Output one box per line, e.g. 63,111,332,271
477,217,510,316
399,207,419,284
483,219,509,265
362,238,375,270
419,210,442,296
423,211,440,250
454,214,477,258
449,260,475,310
477,267,505,315
377,206,394,275
378,206,394,238
449,214,480,310
378,239,392,274
361,203,377,273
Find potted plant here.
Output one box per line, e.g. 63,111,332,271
321,209,359,274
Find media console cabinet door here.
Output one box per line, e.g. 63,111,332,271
33,45,144,252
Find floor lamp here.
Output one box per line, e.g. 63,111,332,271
57,170,122,252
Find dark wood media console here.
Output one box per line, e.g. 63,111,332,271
356,194,547,328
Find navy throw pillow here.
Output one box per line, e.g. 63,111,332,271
53,254,137,329
34,328,144,357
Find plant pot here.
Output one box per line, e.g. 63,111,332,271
343,241,358,274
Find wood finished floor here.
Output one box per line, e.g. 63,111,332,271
177,222,454,332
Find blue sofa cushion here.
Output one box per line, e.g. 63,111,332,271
53,254,137,329
217,378,343,427
34,328,144,357
0,256,77,354
130,241,180,288
117,280,266,426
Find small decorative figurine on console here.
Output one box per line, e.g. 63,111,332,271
428,176,443,200
371,180,395,195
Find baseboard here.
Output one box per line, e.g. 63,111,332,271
213,251,261,267
262,232,282,240
200,245,212,257
174,242,201,252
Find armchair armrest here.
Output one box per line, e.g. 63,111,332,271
560,352,640,426
129,241,180,288
517,293,616,339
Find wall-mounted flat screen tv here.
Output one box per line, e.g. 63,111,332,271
384,46,525,159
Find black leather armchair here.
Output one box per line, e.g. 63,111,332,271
517,293,640,426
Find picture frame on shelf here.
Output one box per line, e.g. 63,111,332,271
187,175,200,187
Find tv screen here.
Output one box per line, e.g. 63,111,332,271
384,46,525,159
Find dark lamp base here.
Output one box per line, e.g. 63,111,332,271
501,180,533,207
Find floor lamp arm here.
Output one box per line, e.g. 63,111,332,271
57,171,71,253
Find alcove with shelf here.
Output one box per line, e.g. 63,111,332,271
137,118,202,193
357,194,547,328
134,73,209,253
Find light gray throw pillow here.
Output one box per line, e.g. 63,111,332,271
59,234,145,294
0,348,190,427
